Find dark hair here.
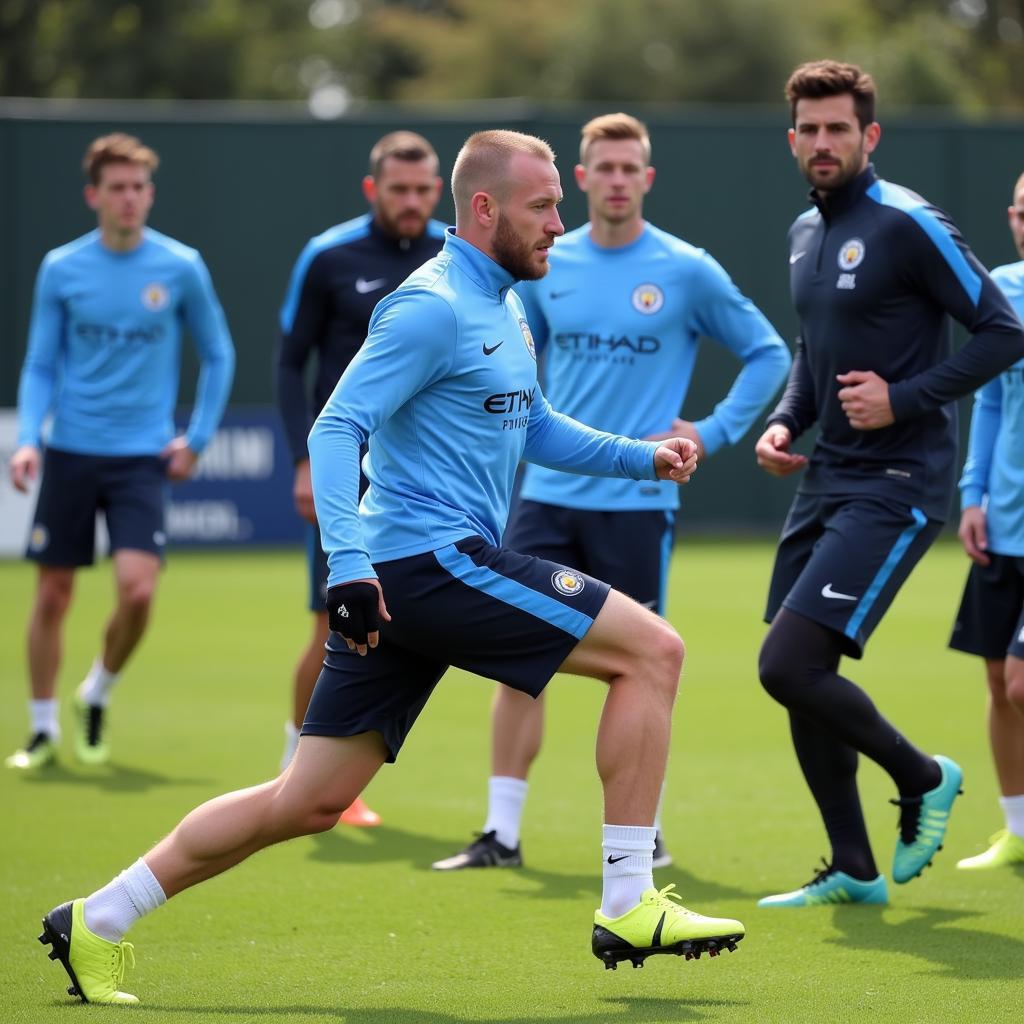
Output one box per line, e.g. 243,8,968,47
785,60,876,129
368,131,438,179
83,133,159,185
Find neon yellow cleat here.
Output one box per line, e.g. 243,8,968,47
5,732,56,770
956,829,1024,870
592,884,745,970
74,693,110,765
39,899,138,1004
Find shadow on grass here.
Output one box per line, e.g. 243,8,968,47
129,995,747,1022
14,761,213,793
306,825,759,902
829,903,1024,978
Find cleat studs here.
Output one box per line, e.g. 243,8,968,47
38,933,48,944
48,950,59,960
605,961,616,971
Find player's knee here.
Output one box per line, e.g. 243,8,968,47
1005,671,1024,714
758,635,796,705
643,621,684,699
36,578,73,620
119,578,156,616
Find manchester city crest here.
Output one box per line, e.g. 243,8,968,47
837,238,866,270
519,317,536,360
551,569,585,597
141,282,170,311
631,283,664,314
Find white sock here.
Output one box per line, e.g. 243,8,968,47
78,658,119,708
1000,794,1024,838
84,858,166,943
482,776,528,849
600,824,655,919
30,699,59,738
280,721,300,772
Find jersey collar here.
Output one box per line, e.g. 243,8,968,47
809,163,877,220
443,228,518,297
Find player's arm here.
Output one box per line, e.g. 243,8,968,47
755,337,813,477
309,290,456,585
173,254,236,479
524,391,696,483
884,216,1024,421
687,253,792,456
11,256,64,491
957,375,1001,565
276,245,331,467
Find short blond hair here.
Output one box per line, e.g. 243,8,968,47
579,113,651,166
83,133,159,186
1014,170,1024,200
451,130,555,211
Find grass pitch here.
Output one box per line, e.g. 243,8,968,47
1,539,1021,1023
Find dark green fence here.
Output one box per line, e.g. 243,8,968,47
3,100,1021,530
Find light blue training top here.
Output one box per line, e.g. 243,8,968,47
959,260,1024,555
308,230,662,586
16,228,235,455
515,223,791,511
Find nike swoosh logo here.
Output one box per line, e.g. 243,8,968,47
482,341,504,356
789,251,807,264
606,854,630,864
652,911,666,947
355,277,387,294
821,583,857,601
550,290,574,299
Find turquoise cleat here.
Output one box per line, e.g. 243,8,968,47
891,755,963,884
758,862,888,907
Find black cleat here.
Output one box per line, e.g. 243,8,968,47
431,830,523,871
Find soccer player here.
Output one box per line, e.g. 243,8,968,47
753,61,1024,908
5,133,235,772
433,112,790,873
275,131,446,825
39,130,745,1006
949,170,1024,871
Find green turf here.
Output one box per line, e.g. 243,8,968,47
1,540,1021,1023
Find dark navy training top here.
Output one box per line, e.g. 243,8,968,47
276,213,447,463
769,165,1024,521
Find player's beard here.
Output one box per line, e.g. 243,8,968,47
493,212,545,280
377,207,426,240
802,144,866,194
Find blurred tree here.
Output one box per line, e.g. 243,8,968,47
0,0,1022,112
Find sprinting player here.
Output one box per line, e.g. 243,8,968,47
38,130,745,1006
276,131,445,825
434,112,790,873
949,170,1024,871
754,61,1024,907
6,133,235,771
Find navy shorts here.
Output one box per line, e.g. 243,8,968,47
27,448,168,567
302,535,611,761
503,499,675,614
765,493,943,658
949,553,1024,661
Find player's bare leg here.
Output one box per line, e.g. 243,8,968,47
559,589,744,969
6,567,75,769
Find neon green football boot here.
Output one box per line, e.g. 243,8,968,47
592,884,745,970
39,899,138,1004
5,732,57,770
74,692,110,765
956,829,1024,871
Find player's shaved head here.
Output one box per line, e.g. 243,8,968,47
451,130,555,215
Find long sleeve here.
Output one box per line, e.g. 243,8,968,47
180,255,235,453
766,337,817,440
16,257,64,448
959,376,1002,510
